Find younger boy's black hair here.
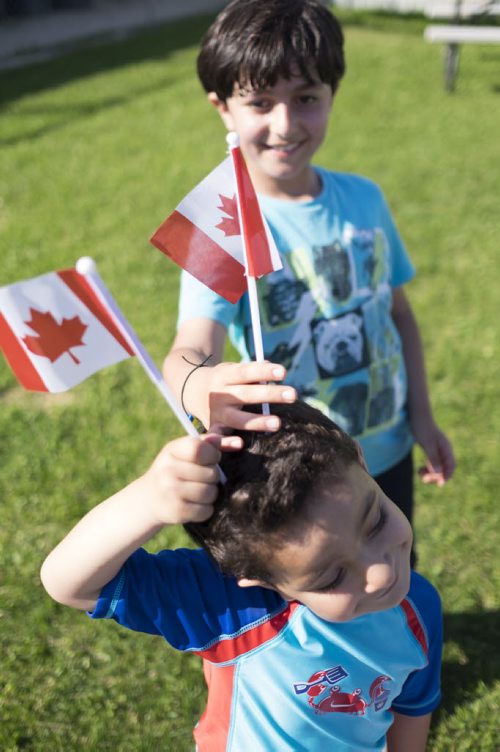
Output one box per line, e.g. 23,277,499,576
185,401,360,584
197,0,345,101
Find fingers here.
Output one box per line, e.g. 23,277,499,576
149,437,223,525
418,440,456,486
418,465,446,487
201,431,244,452
218,361,288,386
207,361,297,431
164,435,222,466
211,405,282,432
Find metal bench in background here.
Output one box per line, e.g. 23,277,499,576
424,1,500,90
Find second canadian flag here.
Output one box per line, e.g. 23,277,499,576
0,268,133,393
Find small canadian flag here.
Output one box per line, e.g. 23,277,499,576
150,152,282,303
0,268,133,392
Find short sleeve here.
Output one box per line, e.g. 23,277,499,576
392,573,443,716
177,269,238,330
88,547,283,653
377,190,415,289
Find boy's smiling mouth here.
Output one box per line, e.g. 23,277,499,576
265,141,303,152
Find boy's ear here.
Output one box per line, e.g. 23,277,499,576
237,576,274,591
207,92,235,131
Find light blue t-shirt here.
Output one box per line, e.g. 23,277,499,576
178,169,415,475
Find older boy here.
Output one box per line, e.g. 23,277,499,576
41,402,442,751
162,0,455,563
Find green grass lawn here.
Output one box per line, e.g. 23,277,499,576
1,7,499,750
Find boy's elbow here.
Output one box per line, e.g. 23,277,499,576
40,555,69,604
40,555,93,611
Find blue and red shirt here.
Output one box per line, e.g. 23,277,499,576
90,548,442,751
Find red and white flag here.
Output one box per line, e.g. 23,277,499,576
150,153,282,303
0,268,134,393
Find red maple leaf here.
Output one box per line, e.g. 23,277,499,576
22,307,88,365
215,193,241,237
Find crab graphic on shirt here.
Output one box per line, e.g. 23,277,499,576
294,666,392,716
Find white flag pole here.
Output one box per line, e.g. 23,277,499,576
226,132,270,416
75,257,199,437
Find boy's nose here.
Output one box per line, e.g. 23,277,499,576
271,103,294,137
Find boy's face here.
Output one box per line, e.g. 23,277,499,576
239,464,412,622
208,73,334,199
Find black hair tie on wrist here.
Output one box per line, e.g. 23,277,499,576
180,354,212,419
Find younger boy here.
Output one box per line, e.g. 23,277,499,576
162,0,455,562
41,402,442,751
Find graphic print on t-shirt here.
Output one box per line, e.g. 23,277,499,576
311,310,369,379
248,226,406,438
292,663,392,717
311,241,353,304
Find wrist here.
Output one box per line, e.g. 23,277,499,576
181,356,212,425
409,407,435,430
129,474,169,533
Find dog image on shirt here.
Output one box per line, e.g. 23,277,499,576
312,313,368,378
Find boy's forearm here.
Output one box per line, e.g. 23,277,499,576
391,289,433,422
40,475,164,612
393,289,455,481
387,711,432,751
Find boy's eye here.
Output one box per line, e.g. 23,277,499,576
298,95,317,104
368,505,387,538
315,569,345,593
248,98,271,110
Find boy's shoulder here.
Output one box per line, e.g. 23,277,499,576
315,165,385,200
407,570,442,611
401,570,442,647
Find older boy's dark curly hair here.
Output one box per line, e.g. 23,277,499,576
185,401,360,583
197,0,345,101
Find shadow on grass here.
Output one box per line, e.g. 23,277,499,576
0,12,215,110
0,76,175,146
438,609,500,717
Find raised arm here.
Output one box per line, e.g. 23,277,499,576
40,434,229,612
391,287,455,485
163,317,297,432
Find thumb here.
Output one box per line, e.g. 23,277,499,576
201,432,243,453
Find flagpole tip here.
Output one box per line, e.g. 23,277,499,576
76,257,97,276
226,131,240,149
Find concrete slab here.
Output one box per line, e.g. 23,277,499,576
0,0,226,70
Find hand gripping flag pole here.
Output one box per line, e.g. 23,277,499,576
75,257,199,438
150,133,282,417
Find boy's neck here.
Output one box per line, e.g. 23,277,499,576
251,165,322,202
